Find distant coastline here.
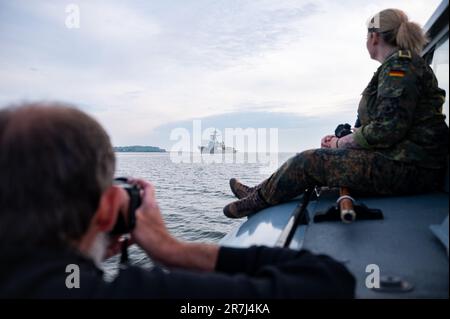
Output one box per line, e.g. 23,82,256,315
114,145,166,153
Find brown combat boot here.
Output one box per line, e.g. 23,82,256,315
229,178,256,199
223,190,270,218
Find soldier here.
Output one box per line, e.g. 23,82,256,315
224,8,449,218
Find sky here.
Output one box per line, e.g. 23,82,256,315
0,0,442,152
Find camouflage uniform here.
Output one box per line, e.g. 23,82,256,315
260,50,449,205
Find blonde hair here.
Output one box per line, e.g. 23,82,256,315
367,9,429,54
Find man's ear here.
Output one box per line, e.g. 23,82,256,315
93,186,123,232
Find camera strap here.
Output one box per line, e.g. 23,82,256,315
119,237,129,266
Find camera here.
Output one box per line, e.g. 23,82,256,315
334,123,352,138
110,177,142,235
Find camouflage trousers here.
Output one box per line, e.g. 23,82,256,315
259,148,445,205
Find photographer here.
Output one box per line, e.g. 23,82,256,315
0,103,355,299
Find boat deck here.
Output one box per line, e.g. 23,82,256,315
220,190,449,298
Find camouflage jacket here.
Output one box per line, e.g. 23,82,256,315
353,50,449,169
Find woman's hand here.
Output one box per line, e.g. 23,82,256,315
329,137,339,149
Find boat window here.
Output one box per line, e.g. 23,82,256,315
431,36,449,125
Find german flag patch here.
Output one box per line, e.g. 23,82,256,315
388,70,405,77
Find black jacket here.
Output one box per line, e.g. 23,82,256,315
0,246,355,298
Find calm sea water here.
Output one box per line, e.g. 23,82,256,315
102,152,294,278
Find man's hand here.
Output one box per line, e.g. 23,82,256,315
321,135,336,148
104,235,135,259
